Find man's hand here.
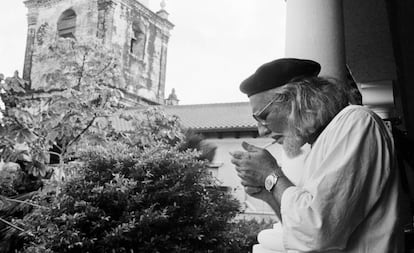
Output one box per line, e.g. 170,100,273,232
230,141,282,190
231,142,292,220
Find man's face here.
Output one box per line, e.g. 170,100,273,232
249,92,305,158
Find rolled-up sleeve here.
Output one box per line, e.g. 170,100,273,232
280,108,393,252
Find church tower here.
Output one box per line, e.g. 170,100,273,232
22,0,173,106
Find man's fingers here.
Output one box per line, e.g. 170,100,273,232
229,151,245,159
230,151,250,167
242,141,261,152
240,179,247,186
238,170,258,184
235,166,248,172
231,158,242,166
237,170,248,181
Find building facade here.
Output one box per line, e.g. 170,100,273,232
23,0,173,106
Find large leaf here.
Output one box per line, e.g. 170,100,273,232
15,129,36,144
0,162,20,173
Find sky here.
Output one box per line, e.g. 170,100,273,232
0,0,286,105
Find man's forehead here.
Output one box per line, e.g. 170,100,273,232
249,87,283,110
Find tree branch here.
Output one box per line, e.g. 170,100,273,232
0,217,25,232
94,60,113,78
67,115,97,148
53,144,63,153
48,151,62,158
2,196,49,210
75,51,88,90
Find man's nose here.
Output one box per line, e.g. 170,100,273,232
257,124,271,137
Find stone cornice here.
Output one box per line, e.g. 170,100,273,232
24,0,67,9
98,0,116,10
24,0,174,33
114,0,174,32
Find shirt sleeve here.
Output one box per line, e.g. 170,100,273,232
280,107,393,252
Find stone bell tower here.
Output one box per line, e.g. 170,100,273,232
23,0,173,106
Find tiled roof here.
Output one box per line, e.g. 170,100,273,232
164,102,257,131
110,102,258,132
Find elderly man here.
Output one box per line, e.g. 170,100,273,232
230,58,403,252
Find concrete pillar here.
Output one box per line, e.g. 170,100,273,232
285,0,346,82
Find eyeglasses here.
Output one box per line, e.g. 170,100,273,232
252,96,280,126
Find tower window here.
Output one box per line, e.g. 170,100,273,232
130,22,146,57
57,9,77,38
130,37,137,53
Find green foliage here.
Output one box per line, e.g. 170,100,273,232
18,140,241,252
0,95,264,253
0,100,268,253
0,73,35,164
112,108,217,163
29,36,123,163
110,108,185,149
0,34,123,252
0,150,48,253
224,219,275,253
0,191,40,253
0,36,123,170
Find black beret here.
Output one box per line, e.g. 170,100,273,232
239,58,321,97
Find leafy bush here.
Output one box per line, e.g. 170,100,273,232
224,219,275,253
17,140,241,252
12,106,240,252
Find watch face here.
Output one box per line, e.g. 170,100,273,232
265,174,275,191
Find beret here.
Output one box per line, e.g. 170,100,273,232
239,58,321,97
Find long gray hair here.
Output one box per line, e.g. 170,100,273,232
271,77,351,140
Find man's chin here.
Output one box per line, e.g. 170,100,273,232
282,136,304,158
283,147,303,159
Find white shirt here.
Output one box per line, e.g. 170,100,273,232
280,105,404,252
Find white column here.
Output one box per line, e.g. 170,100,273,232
285,0,346,83
360,81,395,120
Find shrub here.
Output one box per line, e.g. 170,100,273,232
17,140,241,252
224,218,275,253
4,107,272,252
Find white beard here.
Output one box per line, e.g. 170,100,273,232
282,135,304,158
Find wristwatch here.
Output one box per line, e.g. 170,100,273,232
265,173,280,192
